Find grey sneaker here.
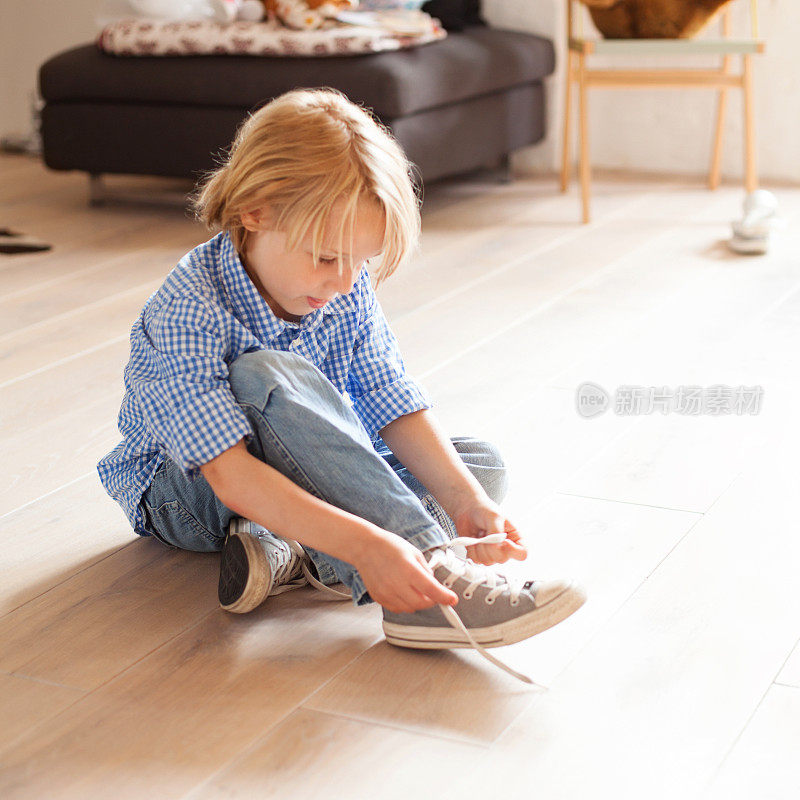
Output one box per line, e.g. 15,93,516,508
218,518,351,613
382,533,587,684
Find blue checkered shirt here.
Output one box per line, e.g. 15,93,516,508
97,231,432,536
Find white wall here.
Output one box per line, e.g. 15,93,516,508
1,1,100,138
2,0,797,185
484,0,799,184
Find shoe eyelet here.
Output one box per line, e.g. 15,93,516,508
485,596,495,605
510,598,520,607
462,590,473,600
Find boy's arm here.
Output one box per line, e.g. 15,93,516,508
377,409,485,519
200,439,382,565
200,439,460,610
378,409,528,565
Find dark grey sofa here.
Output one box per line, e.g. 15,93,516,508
38,24,555,186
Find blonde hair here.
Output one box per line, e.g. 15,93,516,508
192,88,422,287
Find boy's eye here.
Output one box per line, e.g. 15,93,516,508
319,257,370,266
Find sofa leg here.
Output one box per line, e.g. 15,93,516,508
85,172,193,208
495,153,513,184
88,173,106,206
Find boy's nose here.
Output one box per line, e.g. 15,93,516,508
330,266,357,295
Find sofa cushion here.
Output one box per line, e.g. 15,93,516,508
39,26,555,120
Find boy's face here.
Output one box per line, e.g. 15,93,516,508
239,198,385,323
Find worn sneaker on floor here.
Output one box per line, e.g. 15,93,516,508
382,533,587,684
218,518,351,614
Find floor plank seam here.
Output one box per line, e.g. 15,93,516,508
0,539,138,618
297,705,495,749
481,508,711,756
0,224,168,301
0,218,172,276
400,187,661,323
416,196,679,384
0,470,96,522
0,279,160,345
702,631,800,795
175,633,395,799
2,670,85,691
0,336,130,389
540,204,800,399
689,469,747,519
554,490,705,515
32,603,221,700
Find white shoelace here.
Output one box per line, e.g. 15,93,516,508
275,530,539,686
428,533,535,685
274,537,353,600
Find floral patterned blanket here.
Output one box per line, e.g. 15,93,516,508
96,14,446,57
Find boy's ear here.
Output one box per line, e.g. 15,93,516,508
240,205,273,232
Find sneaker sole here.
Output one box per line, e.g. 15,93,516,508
382,581,587,649
218,528,271,614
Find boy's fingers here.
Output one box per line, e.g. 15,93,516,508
501,539,528,561
418,571,458,605
379,592,409,613
470,544,493,565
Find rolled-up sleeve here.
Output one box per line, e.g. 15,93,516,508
128,291,253,478
346,272,433,442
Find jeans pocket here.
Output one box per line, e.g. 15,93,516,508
143,499,224,553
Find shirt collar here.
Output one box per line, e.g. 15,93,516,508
216,231,355,345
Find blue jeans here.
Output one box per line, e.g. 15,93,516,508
139,349,509,606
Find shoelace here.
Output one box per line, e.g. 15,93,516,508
270,536,352,600
428,533,536,685
275,530,539,686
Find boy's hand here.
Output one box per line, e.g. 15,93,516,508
353,528,459,614
451,497,528,566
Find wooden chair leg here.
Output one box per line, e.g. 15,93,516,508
742,53,758,192
560,49,574,193
709,54,731,190
709,88,727,190
578,51,591,224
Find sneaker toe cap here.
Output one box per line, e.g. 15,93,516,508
533,578,581,607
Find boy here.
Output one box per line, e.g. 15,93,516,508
98,88,585,684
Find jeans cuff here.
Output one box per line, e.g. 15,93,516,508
405,524,451,553
351,573,370,606
302,547,339,586
420,493,458,539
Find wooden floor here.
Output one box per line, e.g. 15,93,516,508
1,153,799,800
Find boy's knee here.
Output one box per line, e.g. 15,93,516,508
228,349,315,406
457,438,509,505
484,442,510,505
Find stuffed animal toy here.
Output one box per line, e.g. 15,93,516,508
264,0,358,29
189,0,359,30
577,0,734,39
211,0,268,21
101,0,357,26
